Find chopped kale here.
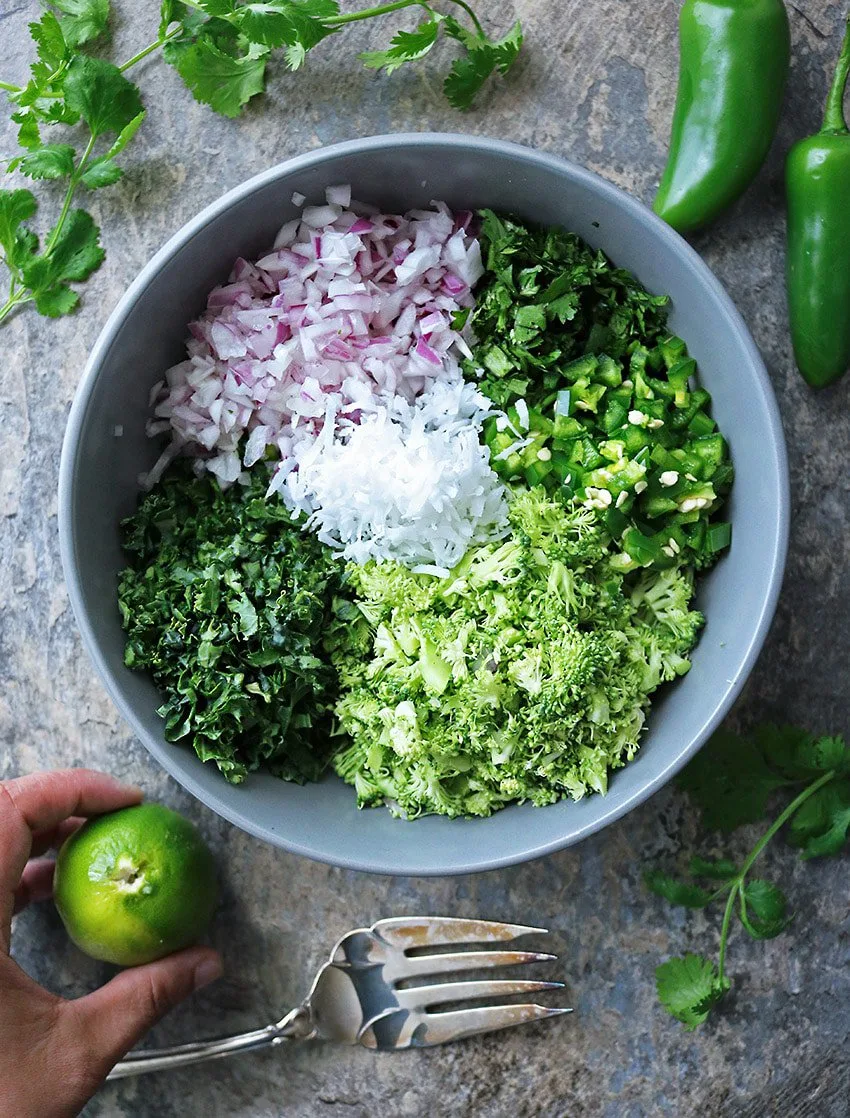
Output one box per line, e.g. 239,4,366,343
119,463,341,784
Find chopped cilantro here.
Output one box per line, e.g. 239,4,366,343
468,209,670,407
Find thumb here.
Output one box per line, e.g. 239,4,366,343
64,947,223,1076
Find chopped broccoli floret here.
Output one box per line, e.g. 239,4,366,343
328,488,704,819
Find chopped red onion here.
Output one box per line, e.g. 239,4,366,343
146,186,482,496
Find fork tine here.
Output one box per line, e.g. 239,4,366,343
360,1003,571,1050
372,916,547,950
396,979,564,1010
396,948,555,979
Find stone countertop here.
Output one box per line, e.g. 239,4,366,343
2,1,850,1114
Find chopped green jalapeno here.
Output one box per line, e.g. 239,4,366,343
467,210,732,571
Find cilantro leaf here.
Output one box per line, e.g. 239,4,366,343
443,19,523,110
234,0,339,52
11,14,79,128
103,110,146,159
644,870,714,909
813,736,850,772
441,13,480,52
8,143,76,182
282,0,339,46
13,112,43,152
80,161,123,189
31,209,104,283
443,47,498,111
32,285,80,317
284,42,307,70
688,856,739,881
159,0,208,39
751,724,849,780
165,34,267,117
514,302,547,343
0,192,38,250
490,19,524,75
0,189,39,272
21,209,104,318
31,10,70,72
750,723,814,776
739,879,790,940
159,0,179,37
656,955,729,1029
80,111,145,189
190,0,237,14
677,729,785,833
49,0,110,47
361,18,443,75
63,57,144,138
787,779,850,858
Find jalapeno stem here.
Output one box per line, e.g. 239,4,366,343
823,16,850,134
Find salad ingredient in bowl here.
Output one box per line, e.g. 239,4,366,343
330,490,703,818
117,187,733,819
119,466,342,784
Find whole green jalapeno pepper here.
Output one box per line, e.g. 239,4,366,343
786,16,850,388
654,0,791,234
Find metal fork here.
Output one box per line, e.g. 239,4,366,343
108,916,569,1079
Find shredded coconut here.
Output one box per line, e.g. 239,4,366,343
287,379,508,570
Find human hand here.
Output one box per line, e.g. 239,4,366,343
0,769,223,1118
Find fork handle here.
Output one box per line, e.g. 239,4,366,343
106,1008,311,1080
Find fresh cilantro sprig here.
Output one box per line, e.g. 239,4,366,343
647,724,850,1029
0,0,523,326
158,0,522,118
361,11,523,112
0,6,144,322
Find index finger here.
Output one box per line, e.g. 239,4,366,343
0,769,142,898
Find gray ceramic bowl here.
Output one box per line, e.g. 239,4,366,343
59,134,788,875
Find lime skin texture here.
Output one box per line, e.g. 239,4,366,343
53,803,218,967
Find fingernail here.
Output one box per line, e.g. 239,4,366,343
104,775,143,797
194,956,224,991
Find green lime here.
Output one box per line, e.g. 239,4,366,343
53,803,218,967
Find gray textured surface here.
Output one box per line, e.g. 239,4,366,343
2,1,849,1115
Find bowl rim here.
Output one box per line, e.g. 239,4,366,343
58,132,789,874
